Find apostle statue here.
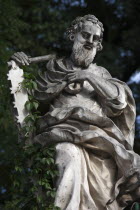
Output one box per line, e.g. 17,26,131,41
10,15,140,210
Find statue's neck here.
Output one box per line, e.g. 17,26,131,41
65,56,92,71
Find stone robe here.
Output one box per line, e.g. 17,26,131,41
34,58,140,210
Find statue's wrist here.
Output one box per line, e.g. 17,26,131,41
86,72,93,81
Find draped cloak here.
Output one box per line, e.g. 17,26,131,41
33,58,140,210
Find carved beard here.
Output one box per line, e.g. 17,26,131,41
71,42,97,68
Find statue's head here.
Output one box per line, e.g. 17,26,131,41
66,14,104,67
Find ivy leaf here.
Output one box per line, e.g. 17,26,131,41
24,72,35,80
46,159,52,165
49,158,55,164
36,195,42,203
45,183,52,190
25,132,29,137
51,191,56,198
32,81,38,90
53,206,61,210
38,180,43,185
25,101,33,111
33,101,39,110
46,191,51,197
13,180,20,187
41,157,47,164
43,149,54,157
15,166,22,172
28,95,34,100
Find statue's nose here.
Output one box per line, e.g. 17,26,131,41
88,36,93,44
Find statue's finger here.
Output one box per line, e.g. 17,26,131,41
68,76,76,81
68,72,75,74
68,74,76,78
65,74,75,80
16,52,25,65
21,52,28,59
20,52,29,65
63,75,68,80
68,70,75,73
13,52,19,57
67,72,75,77
17,52,29,65
68,79,76,83
11,55,22,64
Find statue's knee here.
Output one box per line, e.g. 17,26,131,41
55,143,81,166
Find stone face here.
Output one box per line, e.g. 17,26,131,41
9,14,140,209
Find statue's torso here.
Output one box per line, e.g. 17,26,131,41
52,79,104,117
35,59,110,117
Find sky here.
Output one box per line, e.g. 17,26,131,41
128,71,140,84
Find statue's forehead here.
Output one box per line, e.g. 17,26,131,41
81,21,101,36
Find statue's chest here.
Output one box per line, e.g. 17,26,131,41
82,80,95,94
73,81,98,108
54,81,102,115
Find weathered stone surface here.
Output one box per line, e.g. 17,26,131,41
9,14,140,209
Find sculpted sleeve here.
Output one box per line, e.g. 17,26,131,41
99,67,136,148
103,79,127,117
33,59,67,103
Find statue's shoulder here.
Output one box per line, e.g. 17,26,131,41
46,57,56,70
90,63,112,79
46,57,67,72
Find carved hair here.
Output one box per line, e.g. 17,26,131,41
66,14,104,51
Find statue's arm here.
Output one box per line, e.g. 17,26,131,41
86,72,118,99
86,69,127,116
9,52,66,103
67,67,127,116
67,67,118,99
33,71,67,103
8,52,56,67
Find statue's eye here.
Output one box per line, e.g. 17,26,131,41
81,32,90,39
93,35,100,41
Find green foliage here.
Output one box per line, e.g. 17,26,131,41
4,143,59,210
4,67,60,209
22,72,40,137
2,65,60,209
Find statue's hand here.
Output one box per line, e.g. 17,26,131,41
66,70,89,83
10,52,30,66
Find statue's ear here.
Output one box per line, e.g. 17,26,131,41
97,42,103,51
69,34,75,42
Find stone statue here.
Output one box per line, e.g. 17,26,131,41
9,15,140,210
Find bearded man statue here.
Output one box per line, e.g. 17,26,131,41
11,15,140,210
